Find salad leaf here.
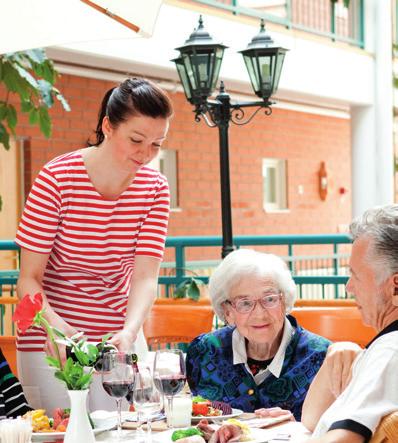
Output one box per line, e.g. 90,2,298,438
192,395,209,403
172,428,203,441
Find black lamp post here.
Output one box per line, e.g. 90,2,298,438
172,16,287,258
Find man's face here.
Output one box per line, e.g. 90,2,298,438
346,236,387,329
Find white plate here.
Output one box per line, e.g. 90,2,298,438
191,408,243,422
154,421,311,443
31,424,113,442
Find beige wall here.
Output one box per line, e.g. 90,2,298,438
0,139,21,270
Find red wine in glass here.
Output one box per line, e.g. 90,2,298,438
153,349,186,428
103,380,133,398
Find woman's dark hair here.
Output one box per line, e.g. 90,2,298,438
88,77,173,146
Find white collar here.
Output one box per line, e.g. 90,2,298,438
231,317,294,384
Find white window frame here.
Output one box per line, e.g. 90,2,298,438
262,158,288,211
148,149,179,210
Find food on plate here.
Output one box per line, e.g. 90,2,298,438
192,396,232,417
52,408,71,432
172,428,204,441
23,407,89,433
172,419,251,443
22,409,52,432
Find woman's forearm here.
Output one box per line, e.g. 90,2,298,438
123,277,158,335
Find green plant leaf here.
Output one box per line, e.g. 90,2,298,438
25,49,47,65
54,371,67,383
77,372,92,390
0,122,10,150
21,100,33,113
6,104,17,133
0,103,7,120
45,356,61,369
37,79,54,108
173,282,188,299
38,106,51,137
29,108,39,125
0,196,2,212
187,280,200,301
74,349,90,366
13,63,38,90
55,90,71,112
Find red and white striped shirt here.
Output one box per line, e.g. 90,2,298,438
15,150,170,351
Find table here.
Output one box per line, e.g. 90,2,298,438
94,421,312,442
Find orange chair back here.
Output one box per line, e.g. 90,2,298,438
291,306,376,347
144,300,214,349
0,335,17,375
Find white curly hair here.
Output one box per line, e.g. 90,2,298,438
208,248,297,321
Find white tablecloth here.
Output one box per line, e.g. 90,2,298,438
95,421,312,442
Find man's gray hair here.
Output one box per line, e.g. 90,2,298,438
208,248,296,321
350,204,398,282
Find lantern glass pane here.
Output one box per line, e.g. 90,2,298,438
182,53,197,91
272,52,285,94
175,60,192,100
243,54,259,92
210,47,224,91
258,55,274,97
195,51,211,89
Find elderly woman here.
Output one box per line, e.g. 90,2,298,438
186,248,331,420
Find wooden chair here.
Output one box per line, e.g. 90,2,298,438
370,411,398,443
0,335,17,375
143,300,214,350
291,304,376,347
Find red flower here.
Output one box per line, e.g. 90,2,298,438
12,292,44,334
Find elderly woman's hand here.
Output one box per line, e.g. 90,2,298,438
254,407,294,420
325,341,362,398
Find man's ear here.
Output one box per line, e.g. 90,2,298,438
392,274,398,306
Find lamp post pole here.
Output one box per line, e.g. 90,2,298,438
173,17,287,258
216,85,234,258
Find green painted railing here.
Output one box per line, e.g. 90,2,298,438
193,0,365,48
0,233,351,296
0,235,352,334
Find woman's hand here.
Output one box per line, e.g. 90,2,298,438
44,323,79,365
108,328,137,352
325,341,362,398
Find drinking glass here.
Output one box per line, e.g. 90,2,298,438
153,349,186,429
131,365,162,442
101,352,136,441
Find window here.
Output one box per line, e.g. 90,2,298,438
149,149,179,209
262,158,288,211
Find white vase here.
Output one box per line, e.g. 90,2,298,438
64,389,95,443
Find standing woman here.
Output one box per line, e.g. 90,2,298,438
15,78,173,411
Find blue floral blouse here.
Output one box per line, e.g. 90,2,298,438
186,315,330,420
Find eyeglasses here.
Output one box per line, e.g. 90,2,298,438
225,293,283,314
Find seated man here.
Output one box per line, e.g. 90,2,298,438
0,348,31,418
302,204,398,442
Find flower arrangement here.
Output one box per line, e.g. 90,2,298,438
12,293,114,390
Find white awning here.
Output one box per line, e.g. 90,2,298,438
0,0,163,54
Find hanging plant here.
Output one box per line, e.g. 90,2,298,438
0,49,70,151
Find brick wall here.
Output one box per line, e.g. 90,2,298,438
1,74,352,257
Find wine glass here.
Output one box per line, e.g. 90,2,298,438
101,352,136,441
131,365,162,442
153,349,186,428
